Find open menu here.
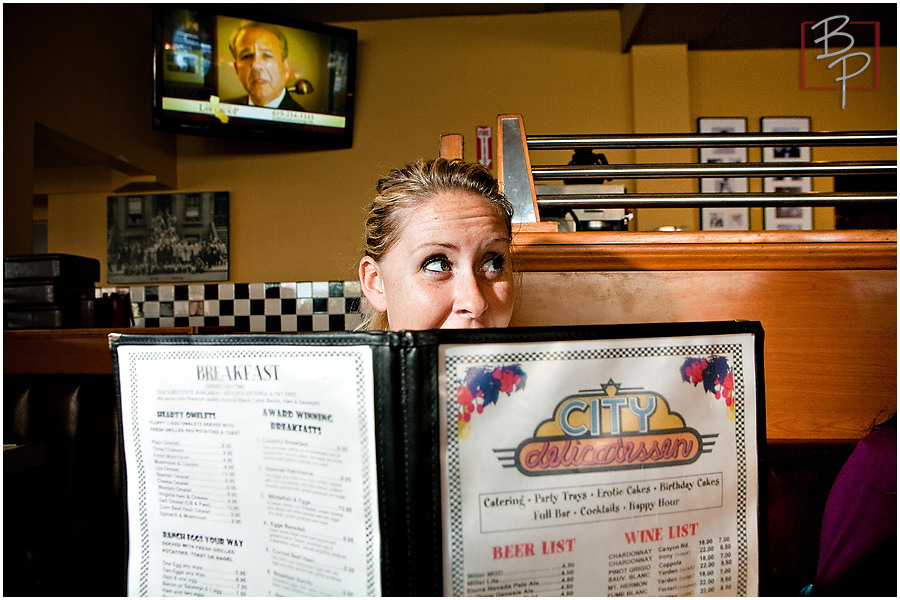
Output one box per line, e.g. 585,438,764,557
111,321,765,596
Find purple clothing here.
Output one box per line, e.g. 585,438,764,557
813,422,897,596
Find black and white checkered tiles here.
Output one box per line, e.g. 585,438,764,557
98,281,364,332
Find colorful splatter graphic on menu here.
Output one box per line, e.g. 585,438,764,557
456,365,527,438
681,356,735,420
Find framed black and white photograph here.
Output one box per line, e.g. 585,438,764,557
701,208,751,231
763,177,814,230
107,191,229,283
761,117,812,162
762,117,812,230
763,205,814,230
698,117,749,230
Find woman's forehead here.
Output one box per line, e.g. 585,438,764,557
410,190,505,226
383,190,509,258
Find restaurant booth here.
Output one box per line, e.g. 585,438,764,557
6,114,895,595
3,4,896,597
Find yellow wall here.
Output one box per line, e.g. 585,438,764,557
631,45,697,231
168,11,633,283
7,6,896,284
689,47,897,229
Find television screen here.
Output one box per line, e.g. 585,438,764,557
153,6,356,148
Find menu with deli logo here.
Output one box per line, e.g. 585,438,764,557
437,332,761,596
112,322,763,596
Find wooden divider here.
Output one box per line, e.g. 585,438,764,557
509,229,897,440
439,134,464,160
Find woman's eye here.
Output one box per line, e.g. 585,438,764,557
423,257,452,273
482,254,506,273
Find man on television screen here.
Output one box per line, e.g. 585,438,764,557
227,20,305,111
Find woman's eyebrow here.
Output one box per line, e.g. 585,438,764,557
413,241,457,252
483,237,511,248
413,236,509,254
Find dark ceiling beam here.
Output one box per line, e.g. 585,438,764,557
34,123,148,175
621,3,895,51
619,3,646,53
622,3,734,52
276,3,613,24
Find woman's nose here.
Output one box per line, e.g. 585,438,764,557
453,271,488,319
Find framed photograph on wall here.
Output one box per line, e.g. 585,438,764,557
701,207,751,231
761,117,812,230
698,117,749,230
761,117,811,162
107,191,230,283
763,177,813,230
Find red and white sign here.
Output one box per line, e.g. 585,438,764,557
476,126,492,169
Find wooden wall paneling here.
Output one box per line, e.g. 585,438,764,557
3,327,230,375
511,269,896,439
508,229,897,440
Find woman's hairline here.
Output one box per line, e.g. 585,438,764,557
369,188,512,261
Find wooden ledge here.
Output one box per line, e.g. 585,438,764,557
4,327,232,375
512,229,897,271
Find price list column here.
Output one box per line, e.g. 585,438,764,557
463,561,576,596
152,439,242,526
697,536,735,595
151,437,250,596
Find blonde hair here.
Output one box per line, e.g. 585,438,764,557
358,158,513,331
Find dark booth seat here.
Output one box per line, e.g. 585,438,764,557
4,374,127,596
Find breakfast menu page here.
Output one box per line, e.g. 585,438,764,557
115,343,381,597
438,333,761,597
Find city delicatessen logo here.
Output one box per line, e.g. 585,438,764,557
492,378,720,476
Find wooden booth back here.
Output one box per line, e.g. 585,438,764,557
509,229,896,441
507,228,896,595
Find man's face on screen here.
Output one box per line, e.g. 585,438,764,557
232,26,290,106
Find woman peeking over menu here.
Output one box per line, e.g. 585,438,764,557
358,158,515,332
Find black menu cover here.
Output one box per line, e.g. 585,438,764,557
111,321,765,596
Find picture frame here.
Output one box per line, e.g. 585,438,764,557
761,117,812,230
701,207,751,231
763,207,814,230
763,177,814,230
107,191,230,283
698,117,749,231
761,117,812,162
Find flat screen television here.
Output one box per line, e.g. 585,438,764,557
152,5,356,148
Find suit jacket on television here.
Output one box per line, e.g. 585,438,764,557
226,92,306,112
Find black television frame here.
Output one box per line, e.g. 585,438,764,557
152,5,357,149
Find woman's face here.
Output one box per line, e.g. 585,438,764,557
360,190,514,331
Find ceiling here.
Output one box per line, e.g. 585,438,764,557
618,3,896,51
278,3,607,23
269,3,897,51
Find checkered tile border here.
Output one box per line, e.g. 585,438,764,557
96,281,366,332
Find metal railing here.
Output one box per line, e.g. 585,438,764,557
496,115,897,217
